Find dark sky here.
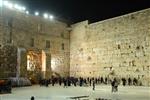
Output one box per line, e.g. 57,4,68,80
10,0,150,24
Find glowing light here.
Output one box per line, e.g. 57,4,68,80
0,0,3,7
21,6,26,11
3,1,14,9
25,11,29,14
7,3,13,9
14,4,19,9
51,58,56,70
14,4,26,11
14,4,21,10
42,51,46,72
49,15,54,20
3,1,8,6
43,13,48,19
35,12,39,16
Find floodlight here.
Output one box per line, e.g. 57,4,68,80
35,12,39,16
0,0,3,7
21,6,26,11
7,2,13,9
14,4,21,10
49,15,54,20
26,11,29,14
3,1,8,6
43,13,48,19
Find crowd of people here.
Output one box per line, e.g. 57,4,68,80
39,76,142,89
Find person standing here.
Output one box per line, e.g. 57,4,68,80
89,78,92,86
111,79,115,92
92,80,95,91
114,78,118,92
128,77,132,86
122,78,126,86
31,96,34,100
111,78,118,92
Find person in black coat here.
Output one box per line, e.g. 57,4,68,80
92,80,95,91
111,79,115,92
31,96,34,100
111,78,118,92
122,78,126,86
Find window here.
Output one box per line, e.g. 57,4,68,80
38,24,42,32
61,33,64,38
118,44,121,49
8,18,13,28
62,43,64,50
31,38,34,47
46,40,50,48
5,17,12,27
5,17,13,43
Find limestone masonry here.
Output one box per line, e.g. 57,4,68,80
0,7,150,85
70,8,150,86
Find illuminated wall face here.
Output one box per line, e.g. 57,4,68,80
51,58,56,71
41,50,46,71
51,55,66,76
27,55,35,71
0,4,69,78
70,9,150,86
27,51,42,71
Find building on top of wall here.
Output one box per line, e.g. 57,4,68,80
0,7,70,82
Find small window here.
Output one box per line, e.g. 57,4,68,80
7,19,13,27
62,43,64,50
118,44,121,49
38,24,42,32
46,40,50,48
5,17,13,27
61,33,64,38
31,38,34,47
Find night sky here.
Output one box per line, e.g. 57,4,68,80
11,0,150,24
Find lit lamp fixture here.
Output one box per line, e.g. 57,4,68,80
43,13,48,19
35,12,39,16
14,4,19,9
3,1,13,9
25,11,29,14
49,15,54,20
21,7,26,11
7,3,13,9
14,4,21,11
0,0,3,7
3,1,8,6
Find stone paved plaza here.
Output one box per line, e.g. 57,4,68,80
0,85,150,100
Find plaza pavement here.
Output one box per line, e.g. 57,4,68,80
0,85,150,100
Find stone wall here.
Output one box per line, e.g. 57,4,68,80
0,45,17,78
70,8,150,86
0,8,70,78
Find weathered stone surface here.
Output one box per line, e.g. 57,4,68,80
70,8,150,86
0,8,70,79
0,45,17,78
0,7,150,86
